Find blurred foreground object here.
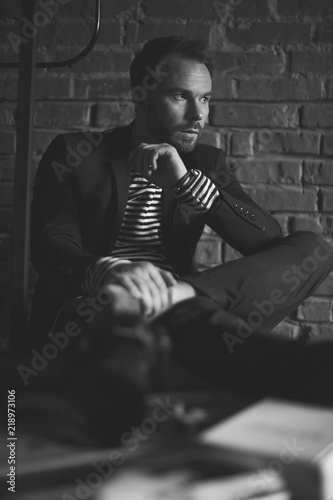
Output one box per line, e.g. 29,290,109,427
201,398,333,500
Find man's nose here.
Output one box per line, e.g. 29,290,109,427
186,100,205,122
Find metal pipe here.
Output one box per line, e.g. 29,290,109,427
0,0,101,69
10,0,37,349
8,0,101,347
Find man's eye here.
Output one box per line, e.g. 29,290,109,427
174,94,186,100
201,96,211,103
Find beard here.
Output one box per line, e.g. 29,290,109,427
145,102,203,154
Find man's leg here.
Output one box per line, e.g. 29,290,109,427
151,231,333,404
183,231,333,330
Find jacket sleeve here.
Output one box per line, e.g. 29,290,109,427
30,134,99,293
204,149,284,255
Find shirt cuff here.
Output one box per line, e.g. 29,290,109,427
173,169,220,213
82,257,131,296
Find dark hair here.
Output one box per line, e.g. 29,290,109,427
130,36,214,90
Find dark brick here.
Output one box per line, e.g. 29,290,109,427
0,23,20,48
0,103,16,127
33,131,59,156
291,50,333,75
233,0,270,19
300,0,333,17
223,242,242,263
255,131,320,155
0,208,13,232
143,0,218,20
212,76,236,99
54,0,98,18
323,134,333,156
0,183,14,206
0,261,12,286
322,215,333,237
212,50,286,76
210,103,298,128
315,325,333,337
0,157,15,182
227,23,311,46
198,128,222,148
0,50,19,66
0,77,18,100
297,298,332,322
74,76,131,100
314,272,333,295
231,132,254,156
92,102,135,128
34,102,91,127
0,0,21,19
195,239,222,266
39,19,121,46
236,76,324,101
272,214,289,234
317,23,333,44
0,131,15,155
0,234,12,259
233,159,302,184
303,162,333,185
35,75,71,99
303,104,333,128
38,21,109,47
272,321,301,338
246,186,317,211
277,0,300,17
102,0,140,19
327,79,333,98
61,49,133,73
126,21,211,44
290,215,323,233
95,21,122,45
320,188,333,211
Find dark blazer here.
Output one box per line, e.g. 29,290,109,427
29,122,283,343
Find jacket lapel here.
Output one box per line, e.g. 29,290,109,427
104,125,133,252
107,156,131,251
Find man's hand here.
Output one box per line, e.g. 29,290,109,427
106,261,177,317
128,143,188,189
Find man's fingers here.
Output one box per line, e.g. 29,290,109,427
129,144,173,179
109,262,177,317
114,273,142,299
146,266,170,310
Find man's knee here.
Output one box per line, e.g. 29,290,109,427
287,231,333,278
289,231,331,258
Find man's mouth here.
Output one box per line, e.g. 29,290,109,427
180,129,200,134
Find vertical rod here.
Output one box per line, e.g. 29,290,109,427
10,0,37,349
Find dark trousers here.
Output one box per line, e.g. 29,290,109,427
151,231,333,403
49,231,333,405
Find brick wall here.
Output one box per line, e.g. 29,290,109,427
0,0,333,345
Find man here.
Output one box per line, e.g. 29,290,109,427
29,37,333,433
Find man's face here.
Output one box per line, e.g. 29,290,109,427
143,56,212,154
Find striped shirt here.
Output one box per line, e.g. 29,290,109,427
82,168,220,295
